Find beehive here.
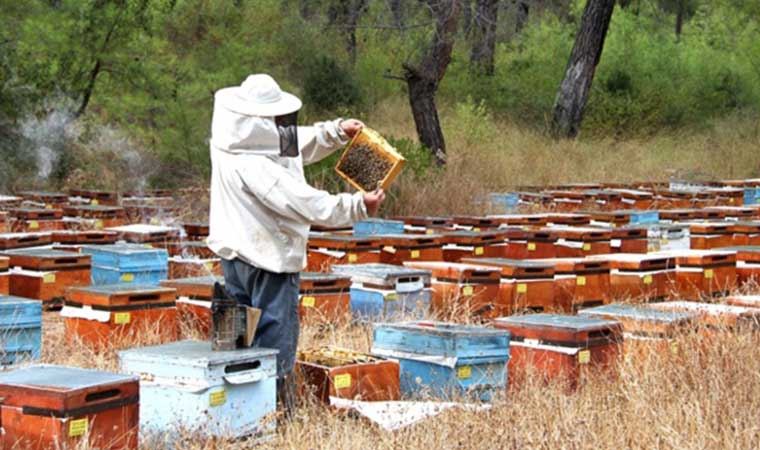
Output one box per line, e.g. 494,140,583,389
3,249,91,304
68,188,119,206
161,276,223,338
718,246,760,285
62,205,127,228
82,243,168,285
168,256,221,279
0,295,42,366
587,253,672,301
727,222,760,246
119,340,277,439
353,218,405,237
653,249,737,299
488,214,550,227
371,321,510,401
501,228,558,259
0,256,8,295
297,346,400,403
299,272,351,324
547,226,613,258
63,284,179,350
648,301,760,331
0,365,139,450
376,234,445,265
531,258,611,312
438,230,509,262
493,314,622,391
335,127,405,192
307,233,382,272
332,263,432,320
391,215,456,234
686,222,734,249
106,224,181,245
182,222,210,240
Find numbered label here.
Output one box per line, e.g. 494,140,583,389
457,365,472,380
578,350,591,364
334,373,352,389
114,312,131,325
462,285,474,296
411,250,421,259
576,276,586,286
301,296,316,308
516,283,528,294
209,389,227,407
69,418,88,437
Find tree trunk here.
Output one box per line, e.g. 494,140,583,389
403,0,461,165
514,0,530,33
462,0,473,37
675,0,684,40
550,0,616,138
471,0,499,75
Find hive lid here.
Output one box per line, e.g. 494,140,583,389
70,284,174,296
332,263,431,285
0,294,43,306
106,224,178,234
119,340,278,368
579,303,695,324
2,248,85,258
494,313,618,332
300,272,351,282
82,243,167,255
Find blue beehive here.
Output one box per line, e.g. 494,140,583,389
372,321,510,401
743,188,760,205
0,295,42,366
332,264,432,320
624,210,660,225
353,218,406,237
82,243,168,285
489,193,520,213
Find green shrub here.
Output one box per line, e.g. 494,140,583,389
303,56,362,113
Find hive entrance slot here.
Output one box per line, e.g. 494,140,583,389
128,294,160,302
225,361,261,374
53,258,78,265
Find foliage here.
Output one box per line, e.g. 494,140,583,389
303,56,362,113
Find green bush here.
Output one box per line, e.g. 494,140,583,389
303,56,363,113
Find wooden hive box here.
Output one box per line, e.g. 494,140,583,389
299,272,351,324
461,257,556,314
0,365,139,450
488,214,550,227
658,209,709,221
648,301,760,331
451,215,499,231
165,240,216,258
439,230,509,262
161,276,222,338
587,253,672,301
63,284,178,350
492,313,622,392
547,226,613,258
68,188,119,206
375,234,444,265
0,256,8,294
168,256,221,279
335,127,405,192
353,218,406,237
542,213,592,226
544,191,591,212
717,246,760,285
0,195,23,211
609,189,655,209
726,221,760,246
583,189,623,210
182,222,209,240
403,261,503,319
297,346,400,403
106,224,181,245
502,228,558,259
17,191,69,208
62,205,127,228
51,230,119,245
307,233,382,271
609,226,649,254
652,249,737,299
391,215,455,234
3,249,91,305
8,207,66,232
686,222,734,249
531,258,611,312
705,206,756,220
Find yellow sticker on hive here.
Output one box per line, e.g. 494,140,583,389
114,312,131,325
302,296,316,308
334,373,352,389
670,341,679,354
121,273,135,282
704,269,714,279
411,250,420,259
474,247,484,256
426,229,434,235
29,220,39,230
43,273,56,284
68,418,88,437
91,199,99,206
45,204,53,210
517,283,528,294
204,262,214,270
577,276,587,286
457,365,472,380
473,228,481,232
386,293,399,301
209,389,227,407
583,243,591,251
527,243,537,251
347,253,358,263
578,350,591,364
94,220,104,229
643,275,653,285
462,285,474,296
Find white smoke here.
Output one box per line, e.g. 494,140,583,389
18,97,79,181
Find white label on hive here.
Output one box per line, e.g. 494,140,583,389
457,365,472,380
382,246,397,254
114,312,131,324
209,389,227,407
462,285,474,296
576,276,586,286
68,418,88,437
43,273,56,284
121,273,135,282
302,296,316,308
578,350,591,364
334,373,352,389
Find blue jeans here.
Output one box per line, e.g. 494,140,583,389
220,258,300,379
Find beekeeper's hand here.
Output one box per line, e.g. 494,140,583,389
340,119,364,138
363,189,385,216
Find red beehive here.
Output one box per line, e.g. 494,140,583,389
62,205,127,229
0,232,52,250
451,216,499,231
0,256,9,294
462,257,556,314
587,253,672,301
542,213,592,226
705,187,744,206
583,189,623,210
376,234,444,265
182,222,210,240
718,246,760,286
439,230,508,262
404,261,503,319
609,226,649,254
653,250,737,299
17,191,69,208
391,216,456,234
531,258,610,312
160,276,222,338
687,222,734,250
168,256,221,279
501,227,558,259
68,188,120,206
488,214,549,227
63,284,179,350
106,224,181,246
165,240,216,259
4,249,91,305
51,230,119,245
0,365,139,450
547,226,612,258
9,208,66,232
296,346,400,403
492,314,622,391
299,272,351,324
0,211,6,233
0,195,23,210
307,233,382,271
609,189,655,209
544,191,591,212
727,222,760,246
657,209,712,221
648,301,760,331
705,206,756,220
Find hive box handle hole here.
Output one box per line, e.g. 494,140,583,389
128,294,160,302
225,361,261,374
85,389,120,403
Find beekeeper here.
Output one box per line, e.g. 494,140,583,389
207,74,385,410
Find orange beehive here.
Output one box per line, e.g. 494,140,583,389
462,257,556,314
587,253,672,301
376,234,444,265
705,206,756,220
451,216,499,231
165,240,217,258
545,191,592,212
307,233,382,271
727,222,760,246
17,191,69,208
168,256,221,279
62,205,127,229
687,222,734,249
404,261,503,319
106,224,181,245
609,189,655,209
0,256,8,295
542,213,592,226
657,209,711,221
297,346,400,404
653,250,737,299
52,230,118,245
63,284,179,350
0,195,23,210
532,258,610,312
492,314,623,391
439,230,508,262
0,365,139,450
583,189,623,210
548,226,612,258
69,188,120,206
8,208,66,232
502,228,558,259
160,276,222,338
609,227,649,254
3,249,91,305
718,246,760,285
299,272,351,324
488,214,550,227
391,216,456,234
648,301,760,331
182,222,210,240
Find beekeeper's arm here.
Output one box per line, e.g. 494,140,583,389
241,160,368,227
298,119,351,166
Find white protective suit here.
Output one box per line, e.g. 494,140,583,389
207,99,368,274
